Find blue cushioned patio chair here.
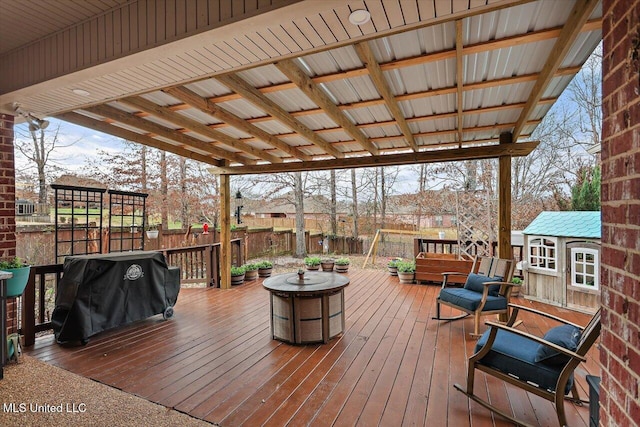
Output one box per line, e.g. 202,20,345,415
455,304,601,427
433,256,516,337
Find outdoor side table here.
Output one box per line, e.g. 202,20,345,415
263,271,349,344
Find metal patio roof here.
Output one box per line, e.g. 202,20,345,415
0,0,602,175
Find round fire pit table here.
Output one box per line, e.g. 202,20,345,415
263,271,349,344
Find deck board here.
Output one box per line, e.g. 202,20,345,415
26,270,598,426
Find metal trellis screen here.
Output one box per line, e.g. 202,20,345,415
52,184,106,263
108,190,148,253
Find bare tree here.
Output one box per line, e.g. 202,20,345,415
14,124,76,203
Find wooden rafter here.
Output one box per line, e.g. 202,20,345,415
56,112,223,166
354,41,418,152
164,86,312,162
205,67,578,129
211,141,539,175
83,104,254,165
512,0,600,140
247,119,542,147
215,74,345,159
119,96,284,164
207,19,600,105
274,59,380,156
456,19,464,146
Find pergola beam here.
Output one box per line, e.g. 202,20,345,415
512,0,600,140
215,74,345,159
210,141,539,175
354,41,418,152
56,112,224,165
456,19,465,146
84,104,254,165
165,86,312,162
120,96,284,164
274,59,380,156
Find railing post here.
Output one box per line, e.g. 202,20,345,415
205,245,213,287
21,269,36,347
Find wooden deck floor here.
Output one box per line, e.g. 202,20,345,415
26,270,599,426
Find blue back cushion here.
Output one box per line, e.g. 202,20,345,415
535,324,582,365
464,273,503,295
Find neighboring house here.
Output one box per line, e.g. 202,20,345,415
522,211,601,313
250,194,350,219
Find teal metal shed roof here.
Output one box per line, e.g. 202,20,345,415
523,211,601,239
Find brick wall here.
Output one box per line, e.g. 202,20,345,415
1,114,18,338
600,1,640,426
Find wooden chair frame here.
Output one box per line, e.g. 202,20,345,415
455,304,601,427
433,256,517,337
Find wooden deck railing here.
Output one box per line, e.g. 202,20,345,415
20,238,244,347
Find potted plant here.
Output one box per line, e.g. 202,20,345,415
0,257,31,298
335,257,350,273
230,265,246,285
304,256,321,271
397,261,416,284
511,276,523,297
387,258,402,276
257,260,273,277
243,263,259,281
321,258,335,271
145,225,159,239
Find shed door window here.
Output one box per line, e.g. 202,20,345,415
571,248,599,290
528,236,557,272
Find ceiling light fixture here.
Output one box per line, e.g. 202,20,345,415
12,102,50,132
72,88,91,96
349,9,371,26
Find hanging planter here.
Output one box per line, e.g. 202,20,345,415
146,230,159,239
0,258,31,298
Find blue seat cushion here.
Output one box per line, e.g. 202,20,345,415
439,288,507,312
535,324,582,365
463,273,503,296
475,329,573,394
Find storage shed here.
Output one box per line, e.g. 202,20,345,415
522,211,601,313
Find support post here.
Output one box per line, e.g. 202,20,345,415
220,174,231,289
498,132,513,259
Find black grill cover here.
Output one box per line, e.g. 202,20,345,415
52,251,180,344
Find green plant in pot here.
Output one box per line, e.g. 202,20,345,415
0,257,31,298
387,258,402,276
257,260,273,277
304,256,322,270
243,263,259,281
511,276,523,297
397,261,416,284
335,257,350,273
230,265,246,285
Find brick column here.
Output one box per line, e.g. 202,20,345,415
0,114,18,339
600,1,640,425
